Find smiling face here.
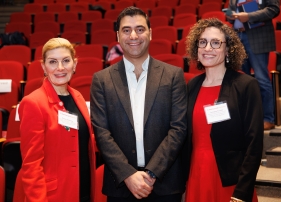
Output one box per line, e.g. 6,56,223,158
117,15,151,62
42,47,77,90
198,27,228,69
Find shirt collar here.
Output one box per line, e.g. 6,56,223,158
123,55,150,73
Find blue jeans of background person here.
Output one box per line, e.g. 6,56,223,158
237,32,274,123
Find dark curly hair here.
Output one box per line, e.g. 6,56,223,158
186,18,247,71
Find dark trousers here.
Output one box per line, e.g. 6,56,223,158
107,192,182,202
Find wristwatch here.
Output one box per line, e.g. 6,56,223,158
146,170,156,179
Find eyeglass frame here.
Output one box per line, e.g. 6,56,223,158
197,38,227,49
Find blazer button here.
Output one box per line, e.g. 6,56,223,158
132,150,136,153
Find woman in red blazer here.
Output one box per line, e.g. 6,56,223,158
13,38,96,202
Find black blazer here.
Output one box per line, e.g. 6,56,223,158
90,57,187,197
182,69,263,201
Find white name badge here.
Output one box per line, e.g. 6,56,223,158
58,110,78,130
204,102,231,124
0,79,12,93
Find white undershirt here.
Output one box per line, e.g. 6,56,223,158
124,56,149,167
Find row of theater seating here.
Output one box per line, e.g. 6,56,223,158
20,1,228,19
26,0,227,13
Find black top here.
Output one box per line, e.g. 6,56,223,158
59,95,91,202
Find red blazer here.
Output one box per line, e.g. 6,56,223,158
14,78,96,202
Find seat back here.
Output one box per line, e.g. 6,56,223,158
80,11,102,22
184,72,196,83
69,2,89,12
153,54,184,69
0,45,31,68
2,140,22,190
176,38,187,56
157,0,178,8
104,9,123,21
23,3,44,13
73,57,103,78
34,45,44,61
201,11,226,22
23,78,43,97
57,12,79,24
114,0,134,10
173,13,197,28
151,6,173,19
63,21,87,33
9,12,31,23
0,81,19,112
91,19,115,31
275,30,281,52
175,3,197,15
91,30,116,46
5,22,31,40
6,107,21,140
149,16,169,28
34,21,60,36
46,3,67,12
135,0,156,10
33,12,56,25
75,44,104,60
198,2,222,18
153,26,178,46
70,76,93,101
27,60,43,81
61,31,86,44
0,61,24,88
29,32,55,49
149,39,173,56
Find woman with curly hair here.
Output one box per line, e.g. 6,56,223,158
182,18,263,202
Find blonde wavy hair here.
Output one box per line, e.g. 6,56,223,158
42,38,76,62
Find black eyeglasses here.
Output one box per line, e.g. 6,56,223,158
197,39,226,49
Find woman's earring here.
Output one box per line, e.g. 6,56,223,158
73,71,76,74
226,55,229,63
44,72,47,77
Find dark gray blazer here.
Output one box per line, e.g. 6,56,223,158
182,69,263,201
90,57,187,197
229,0,280,54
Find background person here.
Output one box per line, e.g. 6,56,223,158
90,6,187,202
183,18,263,202
13,38,96,202
228,0,280,130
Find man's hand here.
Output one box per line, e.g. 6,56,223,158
124,171,153,199
232,12,249,22
143,172,156,187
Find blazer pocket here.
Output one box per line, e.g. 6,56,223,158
46,178,58,192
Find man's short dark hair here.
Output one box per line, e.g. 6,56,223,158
116,6,150,31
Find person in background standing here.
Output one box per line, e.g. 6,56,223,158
228,0,280,130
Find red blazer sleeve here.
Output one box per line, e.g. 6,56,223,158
19,96,48,202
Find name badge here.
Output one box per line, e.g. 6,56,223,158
0,79,12,93
58,110,78,130
204,102,231,124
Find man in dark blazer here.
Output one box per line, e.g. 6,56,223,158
90,6,187,202
228,0,280,130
